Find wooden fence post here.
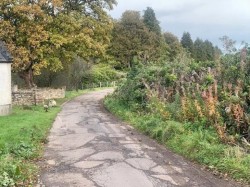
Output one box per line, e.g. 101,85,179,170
34,88,37,106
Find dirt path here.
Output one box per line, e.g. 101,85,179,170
38,89,240,187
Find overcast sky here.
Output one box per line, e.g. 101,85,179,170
109,0,250,48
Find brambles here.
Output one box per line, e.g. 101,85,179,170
104,45,250,183
104,94,250,183
112,46,250,143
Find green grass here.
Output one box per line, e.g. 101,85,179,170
0,88,104,187
104,96,250,185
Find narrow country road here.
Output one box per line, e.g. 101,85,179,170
39,89,240,187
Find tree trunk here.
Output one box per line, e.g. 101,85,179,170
18,66,35,88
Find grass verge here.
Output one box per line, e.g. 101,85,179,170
104,96,250,185
0,88,104,186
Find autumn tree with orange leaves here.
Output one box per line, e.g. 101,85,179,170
0,0,116,88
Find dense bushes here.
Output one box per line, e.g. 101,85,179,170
28,60,124,90
105,47,250,183
111,47,250,143
83,63,125,86
104,96,250,183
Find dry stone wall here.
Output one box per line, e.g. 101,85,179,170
12,87,65,106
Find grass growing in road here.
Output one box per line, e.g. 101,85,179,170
104,96,250,185
0,88,103,186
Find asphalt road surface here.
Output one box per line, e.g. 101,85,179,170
38,89,241,187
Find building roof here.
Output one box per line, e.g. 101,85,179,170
0,41,13,63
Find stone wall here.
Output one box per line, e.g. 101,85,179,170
12,87,66,106
0,104,12,116
12,90,34,105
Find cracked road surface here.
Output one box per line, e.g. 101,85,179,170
39,89,240,187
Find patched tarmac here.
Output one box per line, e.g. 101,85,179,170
38,89,242,187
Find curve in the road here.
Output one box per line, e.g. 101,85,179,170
38,89,241,187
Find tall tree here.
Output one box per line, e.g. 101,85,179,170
203,40,215,61
0,1,55,87
193,38,219,62
143,7,161,35
214,46,222,60
109,10,163,69
0,0,116,87
219,35,236,53
193,38,206,61
163,32,182,61
181,32,193,55
142,7,166,62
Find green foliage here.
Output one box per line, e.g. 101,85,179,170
163,32,183,61
108,10,166,69
193,38,219,62
203,40,215,61
109,11,143,68
113,66,147,109
193,38,207,61
143,7,161,35
0,172,14,187
165,93,182,120
109,42,250,140
104,96,250,184
104,41,250,183
113,63,177,110
68,57,90,91
0,169,15,187
219,53,242,84
0,154,37,186
180,32,193,54
0,105,59,186
33,59,122,90
63,0,117,14
10,142,36,159
162,121,185,141
0,0,116,87
86,63,122,84
219,35,237,53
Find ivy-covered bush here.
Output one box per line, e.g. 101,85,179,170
86,63,124,84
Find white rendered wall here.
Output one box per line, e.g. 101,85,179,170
0,63,12,115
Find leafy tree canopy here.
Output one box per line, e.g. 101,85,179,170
109,10,165,69
219,35,236,53
0,0,116,87
143,7,161,35
181,32,193,54
163,32,183,61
